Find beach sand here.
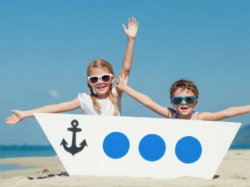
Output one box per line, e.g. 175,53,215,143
0,150,249,187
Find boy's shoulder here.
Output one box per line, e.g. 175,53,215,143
196,112,216,121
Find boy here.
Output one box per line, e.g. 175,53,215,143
115,75,250,121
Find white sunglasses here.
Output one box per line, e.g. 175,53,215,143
87,74,112,85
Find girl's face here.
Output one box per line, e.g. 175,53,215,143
170,88,198,119
88,68,115,99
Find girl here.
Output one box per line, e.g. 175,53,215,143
6,17,139,125
115,76,250,121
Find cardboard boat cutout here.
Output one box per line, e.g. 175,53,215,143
34,113,240,179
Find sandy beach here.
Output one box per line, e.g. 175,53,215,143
0,150,249,187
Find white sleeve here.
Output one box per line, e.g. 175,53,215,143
78,93,89,110
112,87,121,102
112,87,122,114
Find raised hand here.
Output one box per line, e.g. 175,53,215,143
116,75,129,92
122,17,138,39
6,110,25,125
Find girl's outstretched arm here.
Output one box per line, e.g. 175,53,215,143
117,17,138,97
197,105,250,121
6,97,80,125
116,75,176,118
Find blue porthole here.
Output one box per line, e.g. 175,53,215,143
139,134,166,162
103,132,130,159
175,136,202,164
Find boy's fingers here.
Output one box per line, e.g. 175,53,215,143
128,18,131,26
136,22,139,28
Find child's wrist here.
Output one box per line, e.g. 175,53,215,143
123,85,129,92
127,37,135,41
23,111,30,118
22,111,27,118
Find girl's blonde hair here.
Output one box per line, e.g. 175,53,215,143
87,59,119,116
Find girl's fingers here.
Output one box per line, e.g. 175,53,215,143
133,18,136,26
136,22,139,28
12,118,18,124
128,18,131,27
122,24,126,32
6,116,13,121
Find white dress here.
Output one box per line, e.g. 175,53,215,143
78,88,121,116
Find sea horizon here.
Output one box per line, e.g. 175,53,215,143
0,144,250,159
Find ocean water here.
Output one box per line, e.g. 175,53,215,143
0,145,249,159
230,145,250,150
0,163,34,172
0,145,56,159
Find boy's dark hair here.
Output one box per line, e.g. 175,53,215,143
170,79,199,99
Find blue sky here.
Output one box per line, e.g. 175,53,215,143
1,0,250,145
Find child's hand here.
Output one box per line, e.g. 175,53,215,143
116,75,129,92
6,110,25,125
122,17,138,39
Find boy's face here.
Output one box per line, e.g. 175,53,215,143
171,88,198,118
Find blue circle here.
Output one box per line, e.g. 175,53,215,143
175,136,202,164
139,134,166,162
103,132,130,159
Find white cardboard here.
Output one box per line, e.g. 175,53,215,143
34,113,240,179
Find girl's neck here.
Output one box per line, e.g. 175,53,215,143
97,93,109,100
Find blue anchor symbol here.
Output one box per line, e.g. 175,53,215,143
60,120,87,156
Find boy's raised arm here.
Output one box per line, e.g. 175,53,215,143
197,105,250,121
116,75,176,118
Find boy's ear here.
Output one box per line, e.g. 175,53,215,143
194,99,199,107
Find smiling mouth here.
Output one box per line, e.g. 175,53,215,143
96,85,106,91
180,106,188,110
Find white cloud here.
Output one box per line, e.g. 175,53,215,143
49,89,58,98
